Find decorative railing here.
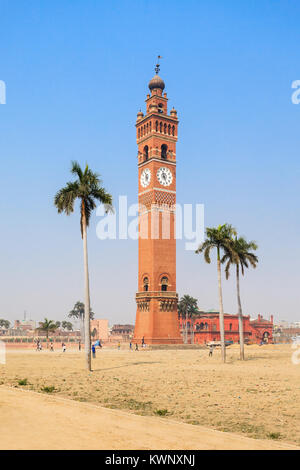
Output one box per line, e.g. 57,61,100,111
136,291,178,299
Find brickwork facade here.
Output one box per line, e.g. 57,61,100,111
133,70,182,344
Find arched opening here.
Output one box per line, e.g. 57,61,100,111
155,121,158,132
143,145,149,161
161,276,168,291
164,123,167,134
158,103,163,113
172,125,175,136
138,128,140,138
200,322,204,330
161,144,167,160
160,122,163,133
143,277,149,292
263,331,270,343
168,124,171,135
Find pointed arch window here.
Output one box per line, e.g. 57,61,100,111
161,276,168,291
164,123,167,134
161,144,167,160
160,122,163,133
143,277,149,292
143,145,149,161
155,121,158,132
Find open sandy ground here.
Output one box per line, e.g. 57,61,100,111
0,344,299,449
0,386,298,450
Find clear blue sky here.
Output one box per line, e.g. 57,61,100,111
0,0,299,325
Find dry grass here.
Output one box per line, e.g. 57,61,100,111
1,344,299,446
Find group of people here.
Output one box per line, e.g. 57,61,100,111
35,340,66,352
129,336,146,351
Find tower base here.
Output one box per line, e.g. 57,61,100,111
133,292,183,345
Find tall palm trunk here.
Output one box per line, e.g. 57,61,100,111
185,310,188,344
82,204,91,371
236,265,245,360
217,247,226,362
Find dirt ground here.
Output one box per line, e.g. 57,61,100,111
0,344,299,449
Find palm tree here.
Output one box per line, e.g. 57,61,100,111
36,318,58,347
69,300,94,343
178,295,198,344
196,224,236,362
54,161,112,371
222,236,258,360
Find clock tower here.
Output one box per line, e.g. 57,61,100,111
133,64,183,345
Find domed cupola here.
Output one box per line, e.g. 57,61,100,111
148,74,165,92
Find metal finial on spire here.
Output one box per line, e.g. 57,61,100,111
155,55,162,74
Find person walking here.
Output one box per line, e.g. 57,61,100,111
135,343,139,351
209,344,213,357
62,343,66,353
117,342,120,350
50,342,54,352
92,343,96,359
129,341,132,350
78,340,81,351
142,336,145,348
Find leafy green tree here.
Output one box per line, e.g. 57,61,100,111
55,321,61,329
222,236,258,360
61,321,73,331
36,318,58,347
0,319,10,329
178,295,198,344
54,161,112,371
196,224,236,362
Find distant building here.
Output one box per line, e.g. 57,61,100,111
179,312,273,345
14,319,36,330
111,324,134,342
90,319,109,341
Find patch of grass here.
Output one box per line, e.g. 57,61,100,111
268,432,281,440
18,378,28,386
41,385,56,393
154,408,169,416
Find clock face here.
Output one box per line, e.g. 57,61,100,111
140,168,151,188
157,167,173,187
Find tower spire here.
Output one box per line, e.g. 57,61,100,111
155,55,162,74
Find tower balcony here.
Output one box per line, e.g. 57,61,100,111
136,291,178,300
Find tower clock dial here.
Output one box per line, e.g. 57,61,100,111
140,168,151,188
157,167,173,187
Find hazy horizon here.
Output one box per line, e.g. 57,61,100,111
1,1,299,325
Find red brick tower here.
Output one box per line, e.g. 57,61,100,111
133,63,182,344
